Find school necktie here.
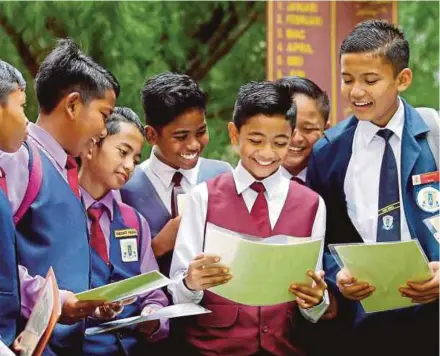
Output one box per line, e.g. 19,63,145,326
376,129,401,242
171,171,183,218
291,176,305,185
0,168,8,196
87,205,109,264
250,182,271,237
65,155,80,198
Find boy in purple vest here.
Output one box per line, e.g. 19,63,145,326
0,60,29,355
78,107,169,355
120,73,232,278
169,81,329,356
0,39,119,354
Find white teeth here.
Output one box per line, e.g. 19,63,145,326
289,146,305,152
180,153,198,160
353,102,372,107
255,159,273,166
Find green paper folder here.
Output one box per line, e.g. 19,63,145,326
75,270,170,302
204,223,323,306
330,240,432,313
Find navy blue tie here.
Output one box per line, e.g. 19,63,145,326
376,129,401,242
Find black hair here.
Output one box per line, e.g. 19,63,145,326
141,72,207,129
276,76,330,123
340,20,409,76
104,107,144,138
232,81,295,130
35,38,120,113
0,60,26,105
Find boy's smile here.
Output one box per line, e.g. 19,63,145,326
341,52,411,127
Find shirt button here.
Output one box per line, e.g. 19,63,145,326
262,326,269,333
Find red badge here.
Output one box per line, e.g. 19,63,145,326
412,171,440,186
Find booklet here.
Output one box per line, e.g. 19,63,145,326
19,267,61,356
423,215,440,242
85,303,211,336
330,240,432,313
75,270,171,302
203,223,323,306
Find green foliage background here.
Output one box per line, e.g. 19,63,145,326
0,1,438,163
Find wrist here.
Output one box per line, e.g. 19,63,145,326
183,275,196,291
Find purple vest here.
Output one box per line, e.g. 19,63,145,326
187,172,320,356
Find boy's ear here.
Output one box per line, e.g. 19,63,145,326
324,120,331,130
81,138,97,161
64,92,82,120
145,125,158,145
396,68,412,93
227,122,239,146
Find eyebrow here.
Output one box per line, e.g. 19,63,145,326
247,131,265,137
274,134,290,139
119,142,134,151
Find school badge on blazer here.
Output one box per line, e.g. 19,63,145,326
416,186,439,213
115,228,139,262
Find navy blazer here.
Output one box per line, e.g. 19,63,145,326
306,99,439,355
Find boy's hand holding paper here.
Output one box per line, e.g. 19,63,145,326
136,306,160,337
336,268,376,301
289,270,328,309
400,261,439,304
60,292,105,325
184,253,232,291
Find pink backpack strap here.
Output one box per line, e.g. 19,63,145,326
14,141,43,225
118,200,141,244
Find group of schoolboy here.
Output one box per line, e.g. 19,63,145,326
0,19,438,356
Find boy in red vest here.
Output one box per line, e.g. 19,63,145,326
169,81,329,356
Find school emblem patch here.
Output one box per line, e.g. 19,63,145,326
416,187,440,213
382,215,394,231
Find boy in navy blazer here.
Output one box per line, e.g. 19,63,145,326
307,20,439,356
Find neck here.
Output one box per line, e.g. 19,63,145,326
36,112,73,154
284,165,304,177
79,169,108,201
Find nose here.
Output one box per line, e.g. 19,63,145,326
292,129,305,143
186,137,201,152
350,86,366,99
258,142,276,160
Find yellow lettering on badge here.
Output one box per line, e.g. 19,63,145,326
114,229,138,238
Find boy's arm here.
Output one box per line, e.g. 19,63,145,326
168,184,208,304
138,215,169,342
298,196,330,322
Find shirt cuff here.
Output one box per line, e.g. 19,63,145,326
168,277,204,305
298,289,330,323
141,304,169,343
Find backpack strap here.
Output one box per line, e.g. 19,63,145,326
14,141,43,225
416,107,439,169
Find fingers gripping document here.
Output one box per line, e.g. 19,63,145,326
330,240,432,313
203,223,323,306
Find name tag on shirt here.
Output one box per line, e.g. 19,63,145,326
114,229,138,239
412,171,439,185
120,238,138,262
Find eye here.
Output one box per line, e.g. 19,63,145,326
248,139,262,145
365,79,379,85
342,79,353,85
196,129,207,137
174,135,187,141
118,148,128,157
274,141,288,148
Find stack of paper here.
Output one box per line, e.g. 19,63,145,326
204,223,323,306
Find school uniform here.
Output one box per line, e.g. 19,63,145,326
120,149,232,277
81,188,168,355
169,162,329,356
0,168,19,349
307,98,439,356
280,166,307,184
0,122,90,355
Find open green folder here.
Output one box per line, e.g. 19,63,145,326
330,240,432,313
204,223,323,306
75,270,170,302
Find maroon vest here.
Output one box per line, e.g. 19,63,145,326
187,172,320,356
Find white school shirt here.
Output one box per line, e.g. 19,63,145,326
344,98,411,242
280,166,307,183
139,149,202,214
169,161,329,322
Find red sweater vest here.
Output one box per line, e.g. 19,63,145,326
186,172,320,356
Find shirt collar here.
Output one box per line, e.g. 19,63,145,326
80,187,114,221
280,166,307,182
233,161,282,200
28,122,68,170
358,97,405,147
148,148,200,189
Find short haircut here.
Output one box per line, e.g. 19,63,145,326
0,60,26,105
276,76,330,123
35,38,120,113
340,19,409,76
141,72,207,129
105,107,144,138
232,81,295,130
